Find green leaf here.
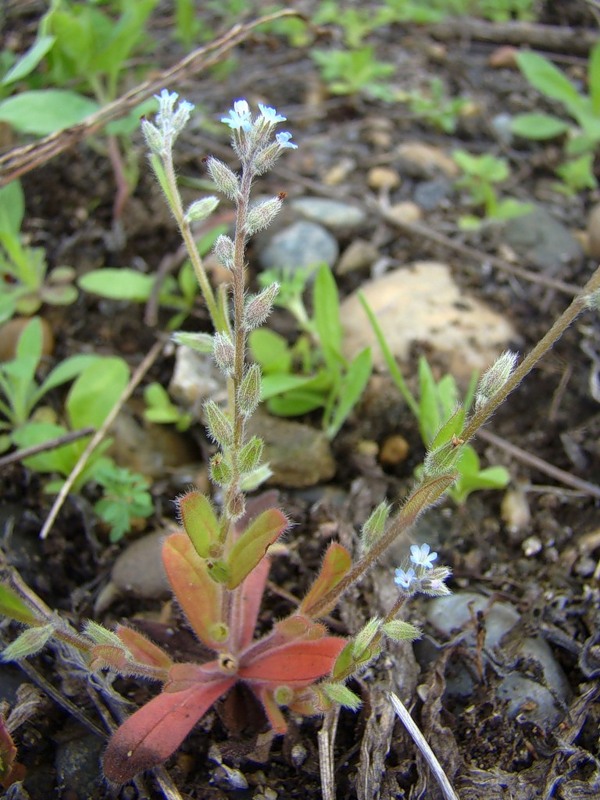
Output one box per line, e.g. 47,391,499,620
267,389,325,416
0,90,99,135
510,113,570,140
300,542,352,618
589,41,600,116
78,269,155,301
178,491,220,559
516,50,583,111
0,583,39,625
249,329,292,375
66,357,129,430
36,354,98,401
418,357,440,446
326,347,371,439
260,373,318,401
2,35,56,85
2,624,55,661
494,198,533,221
12,421,79,476
0,180,25,235
226,508,288,589
313,263,343,369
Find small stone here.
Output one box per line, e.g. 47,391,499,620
323,158,356,186
522,535,543,557
386,201,422,225
0,316,54,361
291,743,308,767
336,239,378,275
413,178,452,210
504,205,582,275
110,530,170,599
488,45,519,69
501,488,531,535
586,202,600,260
258,221,339,271
290,197,366,233
396,142,458,179
379,435,410,466
367,166,401,191
247,411,335,487
169,347,227,410
341,262,517,380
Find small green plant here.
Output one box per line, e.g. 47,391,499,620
511,42,600,192
359,295,510,504
0,317,152,540
0,180,77,323
143,382,193,431
452,149,532,229
398,77,470,134
311,46,396,102
250,263,372,439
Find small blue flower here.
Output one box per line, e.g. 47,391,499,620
275,131,297,149
221,99,253,131
394,567,416,590
258,104,286,125
410,543,438,570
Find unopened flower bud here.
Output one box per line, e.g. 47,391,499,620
239,435,263,473
361,501,391,552
475,350,518,410
381,620,421,642
584,288,600,311
2,623,55,661
243,283,279,330
245,197,283,236
226,489,245,521
204,400,233,446
321,682,362,711
213,234,235,270
237,363,261,418
213,331,235,375
141,119,163,155
419,566,452,597
209,453,232,486
185,195,219,223
207,157,240,200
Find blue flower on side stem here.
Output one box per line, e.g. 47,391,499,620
275,131,297,149
410,543,437,570
394,567,416,591
221,99,253,131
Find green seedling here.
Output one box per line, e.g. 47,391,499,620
79,225,227,329
452,149,532,229
1,95,598,791
143,382,192,431
311,46,396,102
0,317,152,539
511,42,600,192
93,463,154,543
250,263,372,440
359,294,510,504
398,77,471,134
0,180,77,323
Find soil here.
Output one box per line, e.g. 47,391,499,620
1,2,600,799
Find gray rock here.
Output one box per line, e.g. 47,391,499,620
504,205,582,274
55,730,104,797
290,197,366,233
258,221,339,271
425,592,571,730
413,178,452,210
247,411,336,487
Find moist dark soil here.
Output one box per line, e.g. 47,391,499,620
2,2,600,799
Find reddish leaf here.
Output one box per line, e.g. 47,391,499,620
229,557,270,652
162,533,223,650
226,509,287,589
165,661,225,692
103,676,235,784
300,542,352,618
116,624,174,670
178,491,220,558
252,686,287,734
239,637,346,688
0,715,24,789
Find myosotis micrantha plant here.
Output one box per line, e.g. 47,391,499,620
1,92,600,788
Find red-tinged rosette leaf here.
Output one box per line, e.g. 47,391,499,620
230,558,270,652
0,583,39,626
116,625,174,671
253,686,287,734
89,644,130,673
299,542,352,618
288,685,330,717
103,676,235,784
164,661,225,693
162,533,224,650
239,637,346,688
0,715,25,789
274,615,327,642
226,508,288,589
177,491,220,558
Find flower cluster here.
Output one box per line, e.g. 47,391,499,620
218,99,297,173
394,543,451,597
141,89,194,157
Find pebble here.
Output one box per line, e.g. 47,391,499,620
386,201,422,225
395,142,459,179
290,197,366,233
169,346,227,411
336,239,378,275
323,157,356,186
425,591,571,730
379,434,410,466
367,166,401,191
55,730,104,797
413,178,452,210
501,487,531,536
258,221,339,271
247,411,336,487
503,205,582,275
0,316,54,361
488,45,519,69
586,202,600,260
340,261,517,381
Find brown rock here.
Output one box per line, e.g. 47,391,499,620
0,317,54,362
